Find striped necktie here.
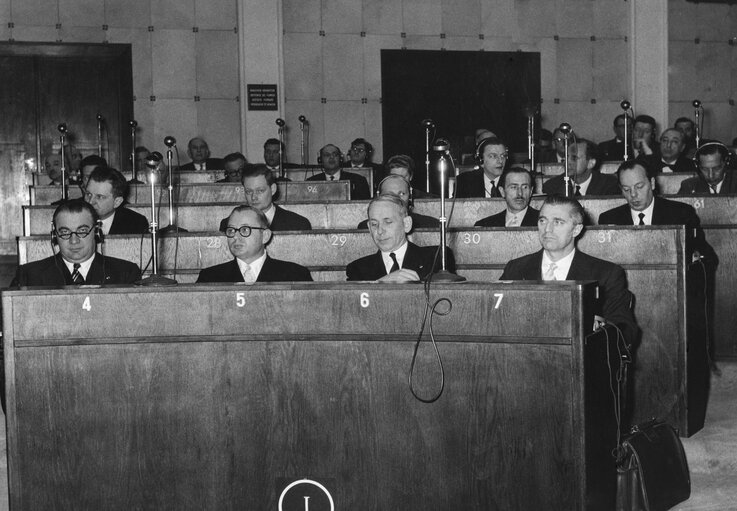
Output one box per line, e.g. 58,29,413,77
71,263,84,284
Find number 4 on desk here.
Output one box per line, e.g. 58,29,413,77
82,296,91,311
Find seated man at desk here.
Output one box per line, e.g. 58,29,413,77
10,201,141,287
346,137,384,189
179,137,223,171
678,141,737,195
636,128,696,176
455,136,507,198
218,166,312,232
356,175,438,231
85,166,149,235
385,154,434,198
216,152,248,183
307,144,371,200
199,206,312,283
347,194,454,282
475,167,539,227
542,138,619,197
500,195,637,344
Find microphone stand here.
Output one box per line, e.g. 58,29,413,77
159,142,186,233
620,101,631,161
129,120,143,184
135,165,177,286
432,141,465,283
299,118,307,166
560,123,572,197
424,124,432,193
693,100,702,148
527,111,535,175
96,115,103,157
58,124,68,201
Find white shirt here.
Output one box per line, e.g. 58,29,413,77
381,241,409,274
710,180,724,194
263,204,276,225
575,173,593,196
541,249,576,281
63,254,95,280
483,174,501,198
236,252,267,283
100,212,115,235
630,199,655,225
325,170,342,181
195,162,206,171
505,206,528,227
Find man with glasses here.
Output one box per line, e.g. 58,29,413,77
216,152,249,183
198,205,312,283
85,166,149,235
346,138,384,190
307,144,370,200
598,113,632,162
475,167,539,227
10,201,141,287
455,136,507,198
678,141,737,195
218,166,311,232
543,138,619,197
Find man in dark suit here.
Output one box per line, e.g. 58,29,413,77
218,165,312,232
347,194,455,282
178,137,224,171
598,113,632,162
356,175,438,231
475,167,540,227
10,201,141,287
632,114,660,160
346,138,384,191
199,205,312,283
543,138,619,196
216,152,248,183
678,141,737,195
84,166,149,235
636,128,696,177
675,117,697,159
455,136,507,198
385,154,435,198
500,195,637,345
599,161,716,265
307,144,371,200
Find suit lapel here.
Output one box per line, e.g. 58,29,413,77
565,251,585,280
257,256,272,282
86,253,106,284
230,259,245,282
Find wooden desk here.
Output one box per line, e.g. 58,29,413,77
16,226,705,435
2,283,617,510
28,181,351,205
655,173,696,195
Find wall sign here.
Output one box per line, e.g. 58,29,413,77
247,84,278,111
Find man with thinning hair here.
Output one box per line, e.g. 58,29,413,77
179,137,224,171
356,174,438,230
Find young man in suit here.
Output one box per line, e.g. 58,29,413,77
218,166,311,232
346,194,454,282
356,175,438,231
597,113,632,162
84,166,149,235
179,137,224,171
10,201,141,287
199,205,312,283
474,167,539,227
542,138,619,197
500,195,637,345
306,144,371,200
678,141,737,195
455,136,507,198
346,138,384,190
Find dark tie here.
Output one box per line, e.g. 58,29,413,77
329,175,335,181
710,185,718,194
489,182,496,197
638,212,645,226
71,263,84,284
574,184,581,196
389,252,400,273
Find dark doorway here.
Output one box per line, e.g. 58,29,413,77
381,49,540,192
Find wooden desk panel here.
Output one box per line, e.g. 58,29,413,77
704,226,737,359
2,283,617,510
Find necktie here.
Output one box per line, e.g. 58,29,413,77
329,175,335,181
242,264,256,284
195,163,204,171
638,212,645,226
506,215,520,227
71,263,84,284
488,182,496,197
389,252,400,273
543,262,557,281
710,185,718,195
574,184,581,196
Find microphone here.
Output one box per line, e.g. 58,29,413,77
298,115,307,124
145,151,162,169
276,118,285,127
164,136,176,148
422,119,435,128
433,138,450,152
96,113,104,122
57,123,68,134
558,123,572,137
620,100,631,110
692,99,702,108
129,120,138,128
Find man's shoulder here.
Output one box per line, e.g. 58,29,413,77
653,196,699,220
274,206,312,227
101,254,140,272
305,172,325,181
474,209,506,227
264,257,312,280
574,250,624,275
598,203,630,224
542,174,564,193
457,168,482,182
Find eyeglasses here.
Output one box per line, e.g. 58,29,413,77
55,227,93,240
485,153,507,161
224,225,266,238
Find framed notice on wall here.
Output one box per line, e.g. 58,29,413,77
247,84,278,111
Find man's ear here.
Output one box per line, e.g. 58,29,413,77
572,222,584,238
113,196,124,209
586,157,597,171
261,227,273,246
403,215,413,234
270,183,278,196
498,186,507,199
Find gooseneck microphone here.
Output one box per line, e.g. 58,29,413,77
620,100,633,160
159,136,186,234
298,116,309,165
276,118,286,179
145,151,162,169
559,122,573,197
422,119,435,128
164,136,176,148
96,114,104,157
431,138,464,282
423,119,435,193
57,123,68,201
693,99,703,148
128,120,143,184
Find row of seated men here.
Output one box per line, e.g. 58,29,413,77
10,193,640,349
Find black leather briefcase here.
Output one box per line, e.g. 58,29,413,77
615,419,691,511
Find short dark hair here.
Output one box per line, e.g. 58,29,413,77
634,115,656,130
613,113,632,126
499,166,533,188
52,200,99,227
476,136,507,157
674,117,694,128
541,195,586,225
695,140,731,163
242,164,276,187
227,205,269,229
615,159,647,180
573,138,599,169
134,146,149,154
386,154,415,177
88,166,128,199
223,152,247,165
263,138,284,151
350,138,373,155
80,154,107,168
539,129,553,143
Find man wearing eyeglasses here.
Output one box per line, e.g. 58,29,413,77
346,138,384,191
216,152,248,183
218,166,311,232
85,166,149,235
199,205,312,283
10,201,141,287
455,136,507,198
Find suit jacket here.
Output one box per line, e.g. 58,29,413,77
109,206,149,235
597,137,627,162
346,242,455,281
219,205,312,232
474,207,540,227
678,169,737,195
178,158,225,171
454,168,502,199
500,249,637,344
10,253,141,287
356,211,440,231
196,256,313,283
306,171,371,200
543,171,620,196
347,162,385,192
636,154,696,177
598,197,717,266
